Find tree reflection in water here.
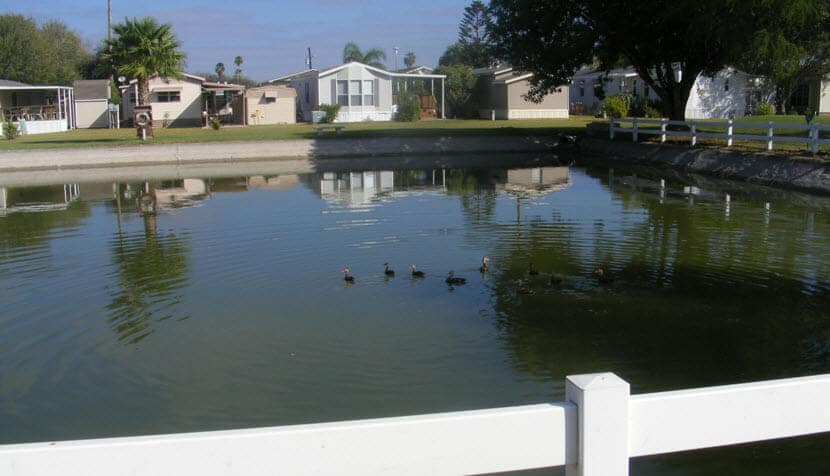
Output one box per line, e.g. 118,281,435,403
488,167,830,392
107,182,191,344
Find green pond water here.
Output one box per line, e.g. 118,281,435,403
1,157,828,474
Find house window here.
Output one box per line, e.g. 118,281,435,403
579,80,585,98
363,80,374,106
304,83,310,104
156,91,180,103
724,78,730,92
644,84,650,98
632,79,638,97
350,80,362,106
336,80,348,106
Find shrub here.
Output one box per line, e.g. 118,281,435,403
603,94,630,118
209,116,222,130
3,117,18,140
397,91,421,122
756,102,774,116
630,97,661,118
318,104,341,123
804,108,816,124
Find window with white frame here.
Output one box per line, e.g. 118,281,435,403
350,80,362,106
336,80,349,106
304,83,310,104
363,80,374,106
156,91,180,103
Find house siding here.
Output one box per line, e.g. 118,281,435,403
320,63,391,122
123,76,204,127
246,86,297,125
75,100,109,128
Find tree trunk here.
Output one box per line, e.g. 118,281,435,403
138,78,150,107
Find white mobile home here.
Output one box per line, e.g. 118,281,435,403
272,62,446,122
570,67,756,119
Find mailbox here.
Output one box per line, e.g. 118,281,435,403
134,105,153,139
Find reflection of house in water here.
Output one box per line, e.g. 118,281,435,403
247,175,299,191
314,171,396,206
120,179,210,210
0,184,80,215
498,167,571,196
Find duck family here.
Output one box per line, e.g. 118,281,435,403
339,258,614,291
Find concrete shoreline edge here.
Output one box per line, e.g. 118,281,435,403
577,136,830,195
0,135,560,173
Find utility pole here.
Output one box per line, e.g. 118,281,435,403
107,0,112,45
306,47,313,70
393,46,399,71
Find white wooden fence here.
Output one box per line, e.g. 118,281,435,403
610,117,830,154
1,372,828,476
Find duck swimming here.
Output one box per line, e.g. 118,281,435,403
409,264,425,278
515,279,535,295
593,265,614,284
341,267,355,283
479,256,491,273
445,271,467,285
528,263,540,276
384,262,395,277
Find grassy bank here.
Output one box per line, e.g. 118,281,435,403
613,115,830,157
0,117,594,151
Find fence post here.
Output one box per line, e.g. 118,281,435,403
632,117,639,142
609,117,615,140
660,118,667,143
727,119,733,147
690,121,697,147
565,373,630,476
767,121,774,151
810,123,819,155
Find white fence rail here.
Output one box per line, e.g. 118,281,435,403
1,372,828,476
609,117,830,154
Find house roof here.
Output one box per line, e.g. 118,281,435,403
397,65,434,74
73,80,110,100
0,79,31,87
271,62,447,82
123,72,206,86
473,65,514,76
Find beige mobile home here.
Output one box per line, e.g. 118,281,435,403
73,80,111,128
245,85,296,124
122,73,205,127
474,66,569,120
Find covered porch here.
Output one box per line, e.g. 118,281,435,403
390,72,446,119
0,85,75,135
202,82,246,126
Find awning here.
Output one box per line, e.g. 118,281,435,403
264,90,279,98
152,87,182,92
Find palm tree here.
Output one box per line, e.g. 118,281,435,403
233,55,243,82
342,42,387,69
404,52,416,69
215,62,225,80
102,17,184,106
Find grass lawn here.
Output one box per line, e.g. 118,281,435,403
0,117,595,151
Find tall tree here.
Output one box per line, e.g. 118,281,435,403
0,15,89,85
489,0,755,120
457,0,495,68
434,64,479,118
233,55,243,82
101,17,184,106
342,42,387,69
215,62,225,80
738,0,830,114
404,51,416,69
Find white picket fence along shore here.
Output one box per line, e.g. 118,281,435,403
2,372,829,476
610,117,830,154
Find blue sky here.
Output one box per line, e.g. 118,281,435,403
4,0,471,81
